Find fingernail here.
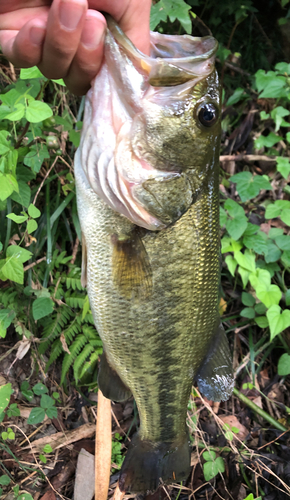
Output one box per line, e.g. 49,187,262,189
81,16,105,48
30,26,46,46
59,0,86,30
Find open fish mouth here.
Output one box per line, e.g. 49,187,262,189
106,15,218,87
78,17,219,230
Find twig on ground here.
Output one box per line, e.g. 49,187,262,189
220,154,276,162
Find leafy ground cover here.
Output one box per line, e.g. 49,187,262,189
0,1,290,499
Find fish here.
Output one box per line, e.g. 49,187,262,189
74,15,234,494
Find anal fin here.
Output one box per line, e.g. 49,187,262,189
98,351,132,402
196,324,234,402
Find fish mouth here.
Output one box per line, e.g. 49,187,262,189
106,15,218,86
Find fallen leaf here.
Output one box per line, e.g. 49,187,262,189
40,490,56,500
15,337,31,360
219,415,248,441
60,332,71,355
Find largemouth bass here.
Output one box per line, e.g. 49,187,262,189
75,16,234,494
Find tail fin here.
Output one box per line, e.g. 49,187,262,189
119,432,191,494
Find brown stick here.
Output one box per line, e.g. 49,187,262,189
220,154,276,162
95,389,112,500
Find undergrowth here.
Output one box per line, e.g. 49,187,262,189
0,1,290,499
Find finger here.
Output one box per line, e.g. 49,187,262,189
64,10,106,95
0,17,47,68
38,0,88,80
87,0,151,55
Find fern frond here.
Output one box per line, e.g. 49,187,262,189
60,334,88,383
45,339,63,370
77,351,100,382
72,343,95,382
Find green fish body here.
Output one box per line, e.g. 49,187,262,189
75,17,234,494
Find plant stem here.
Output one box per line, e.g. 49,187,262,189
233,387,288,432
4,197,12,252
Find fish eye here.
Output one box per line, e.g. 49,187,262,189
197,103,219,127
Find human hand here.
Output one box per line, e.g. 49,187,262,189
0,0,151,95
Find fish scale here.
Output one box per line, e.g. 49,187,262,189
75,16,234,493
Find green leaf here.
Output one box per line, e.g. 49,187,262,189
32,297,54,321
40,394,55,409
278,353,290,376
10,181,31,207
0,131,11,154
39,454,47,464
203,451,216,461
230,172,271,201
46,406,58,419
26,100,53,123
240,307,255,319
0,173,18,201
69,129,81,148
6,246,32,264
281,208,290,226
5,103,25,121
225,255,237,276
270,106,290,132
226,88,246,107
203,457,225,481
33,383,48,396
24,144,50,173
264,241,282,263
266,305,290,340
224,198,244,218
269,227,284,238
249,268,271,290
238,267,250,288
20,66,44,79
254,132,282,150
259,77,286,98
27,407,46,425
255,315,269,328
0,475,11,486
220,207,227,226
285,290,290,306
28,204,41,218
1,257,24,284
226,217,247,240
0,308,16,330
234,250,256,273
43,444,53,453
265,203,282,219
242,292,255,306
276,157,290,179
255,302,267,314
275,235,290,251
0,383,12,413
243,233,268,255
256,284,282,308
6,213,28,223
27,219,38,234
150,0,191,32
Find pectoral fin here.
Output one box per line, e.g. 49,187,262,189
98,350,132,402
196,324,234,402
132,173,193,226
111,228,152,300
